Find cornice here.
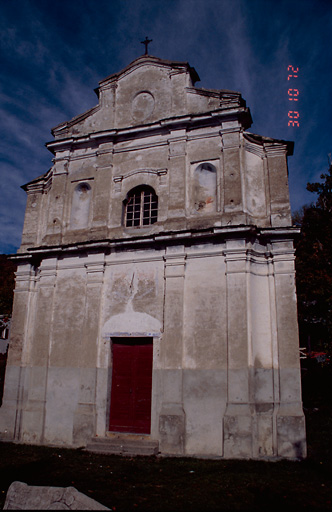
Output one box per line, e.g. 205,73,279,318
10,225,299,261
46,107,251,155
113,168,167,183
51,105,101,137
21,168,53,193
243,132,294,157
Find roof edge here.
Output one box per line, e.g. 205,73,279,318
98,54,200,89
244,132,294,156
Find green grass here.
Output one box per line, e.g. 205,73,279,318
1,366,331,511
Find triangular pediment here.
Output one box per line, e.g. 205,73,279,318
51,55,250,141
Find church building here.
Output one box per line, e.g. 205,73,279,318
0,53,306,459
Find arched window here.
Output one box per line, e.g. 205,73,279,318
124,185,158,227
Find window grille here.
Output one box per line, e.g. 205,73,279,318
124,186,158,227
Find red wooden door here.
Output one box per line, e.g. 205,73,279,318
109,338,153,434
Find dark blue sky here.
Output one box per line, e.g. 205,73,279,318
1,0,331,253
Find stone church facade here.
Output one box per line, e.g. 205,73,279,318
0,55,306,458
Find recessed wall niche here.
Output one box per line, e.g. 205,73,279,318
70,182,92,229
192,162,217,213
132,91,155,123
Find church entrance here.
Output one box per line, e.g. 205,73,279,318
109,337,153,434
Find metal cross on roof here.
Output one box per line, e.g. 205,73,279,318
141,36,152,55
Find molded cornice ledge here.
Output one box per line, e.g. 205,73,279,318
45,107,251,154
10,225,301,261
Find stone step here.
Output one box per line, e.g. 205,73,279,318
85,435,159,457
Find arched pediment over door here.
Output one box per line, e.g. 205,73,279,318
102,308,162,338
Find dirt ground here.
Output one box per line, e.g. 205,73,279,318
0,366,331,511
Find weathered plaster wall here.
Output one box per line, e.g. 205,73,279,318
17,58,289,252
1,55,305,460
19,129,293,253
0,234,306,458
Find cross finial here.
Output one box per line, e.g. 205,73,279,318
141,36,152,55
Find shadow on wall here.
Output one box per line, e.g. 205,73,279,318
0,350,8,407
0,316,10,407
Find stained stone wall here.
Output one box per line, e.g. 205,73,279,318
0,55,306,459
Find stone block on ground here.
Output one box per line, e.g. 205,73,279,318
3,481,110,510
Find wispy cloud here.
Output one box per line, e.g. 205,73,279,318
0,0,331,252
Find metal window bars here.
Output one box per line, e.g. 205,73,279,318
125,187,158,227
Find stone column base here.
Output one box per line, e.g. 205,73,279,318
224,402,307,459
223,404,253,459
159,403,185,455
277,408,307,459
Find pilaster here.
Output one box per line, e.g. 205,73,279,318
73,254,105,446
271,240,306,458
43,160,68,245
91,143,114,236
20,258,58,444
20,186,43,249
166,130,187,227
223,238,252,458
159,246,186,455
266,146,292,227
248,248,275,458
0,263,36,441
221,127,242,212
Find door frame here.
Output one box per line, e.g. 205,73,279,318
108,336,154,434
